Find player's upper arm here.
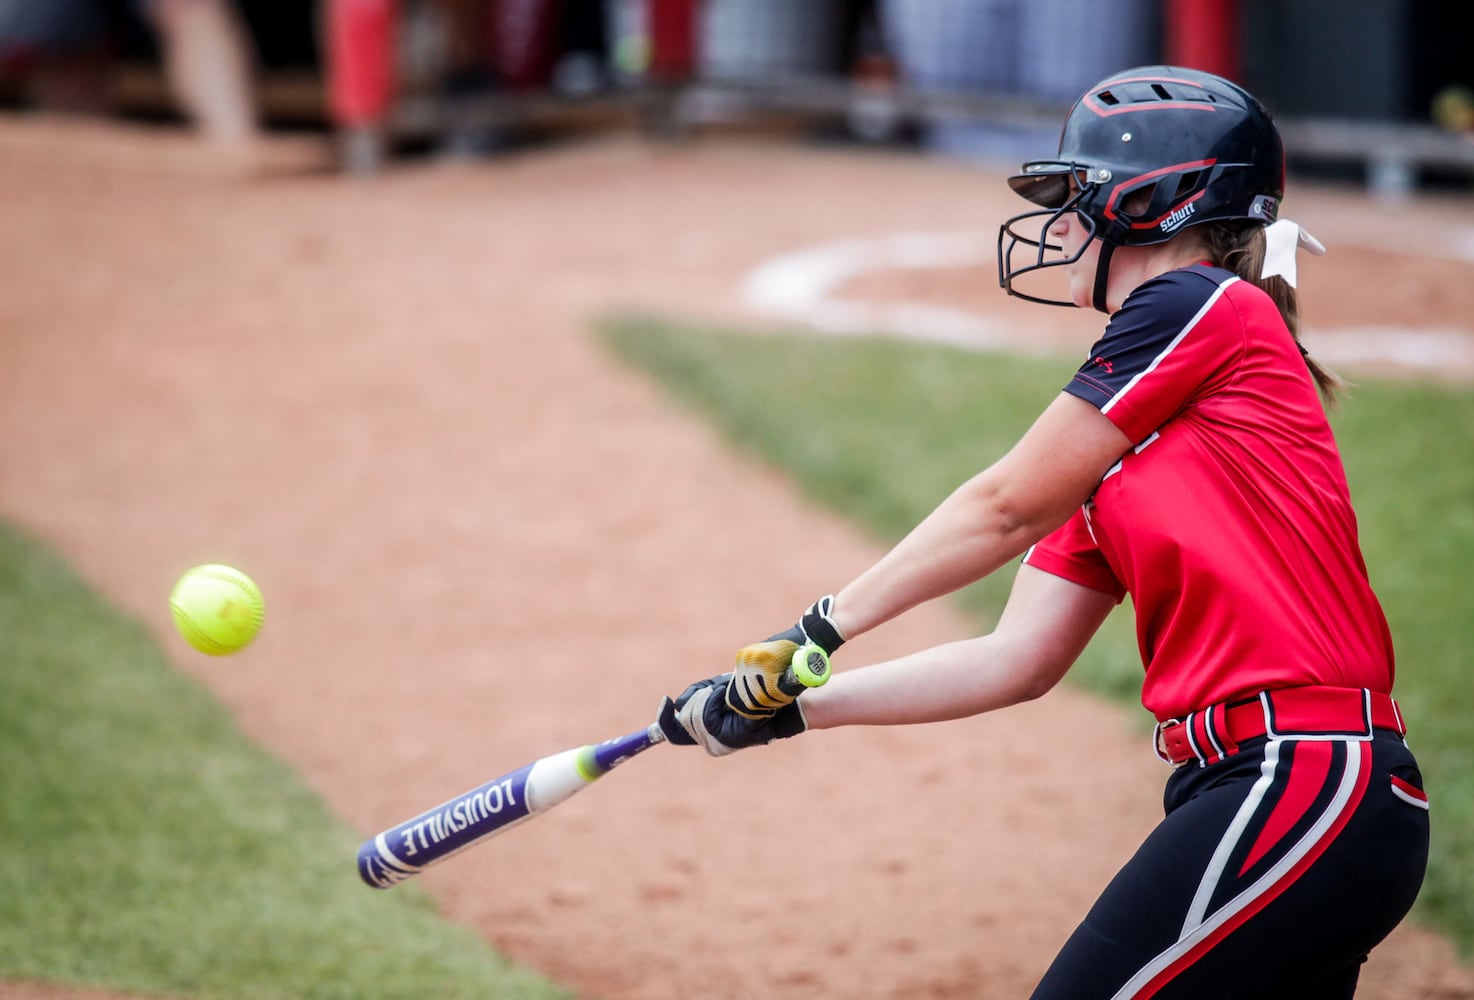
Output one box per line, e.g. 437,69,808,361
980,391,1132,544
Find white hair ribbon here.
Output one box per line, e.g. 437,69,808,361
1260,218,1326,287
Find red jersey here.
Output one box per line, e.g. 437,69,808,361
1023,264,1395,720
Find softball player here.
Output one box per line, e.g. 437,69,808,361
659,65,1429,998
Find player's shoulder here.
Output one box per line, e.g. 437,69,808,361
1108,264,1253,337
1103,265,1216,335
1124,263,1235,309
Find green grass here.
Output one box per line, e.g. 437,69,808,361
1332,382,1474,943
0,521,570,999
600,314,1474,957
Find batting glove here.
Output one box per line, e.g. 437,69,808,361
726,596,844,721
657,674,808,757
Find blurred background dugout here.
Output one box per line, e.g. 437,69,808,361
1,0,1471,195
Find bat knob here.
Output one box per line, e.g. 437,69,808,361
789,643,831,688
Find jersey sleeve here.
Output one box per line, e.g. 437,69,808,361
1022,508,1126,601
1063,267,1240,443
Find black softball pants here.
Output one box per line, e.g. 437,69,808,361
1031,730,1429,999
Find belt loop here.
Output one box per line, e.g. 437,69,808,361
1258,690,1277,740
1390,697,1406,737
1193,708,1217,766
1204,703,1236,763
1184,710,1209,768
1192,708,1210,766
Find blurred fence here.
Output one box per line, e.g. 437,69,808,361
313,0,1474,195
334,0,1154,168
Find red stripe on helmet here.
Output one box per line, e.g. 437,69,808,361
1133,190,1206,230
1100,159,1218,224
1085,99,1220,118
1103,75,1209,88
1084,76,1217,118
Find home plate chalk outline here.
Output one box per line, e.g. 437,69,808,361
742,231,1474,376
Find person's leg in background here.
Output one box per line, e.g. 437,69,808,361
136,0,258,145
422,0,507,156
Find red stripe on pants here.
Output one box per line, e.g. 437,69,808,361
1131,740,1372,999
1239,741,1333,876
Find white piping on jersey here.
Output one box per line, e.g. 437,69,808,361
1082,430,1162,544
1100,276,1239,417
1110,739,1366,1000
1081,506,1099,544
1099,431,1161,487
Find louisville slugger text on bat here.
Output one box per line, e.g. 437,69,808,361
357,724,663,888
356,644,830,888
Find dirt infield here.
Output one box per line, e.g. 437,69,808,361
2,118,1472,999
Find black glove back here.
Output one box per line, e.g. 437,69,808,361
658,674,807,757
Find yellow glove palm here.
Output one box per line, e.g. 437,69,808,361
725,596,843,720
726,638,806,720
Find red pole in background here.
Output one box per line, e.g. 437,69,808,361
326,0,397,168
648,0,696,84
1164,0,1239,81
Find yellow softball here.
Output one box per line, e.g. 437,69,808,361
169,564,265,655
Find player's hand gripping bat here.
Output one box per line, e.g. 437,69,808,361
356,645,831,888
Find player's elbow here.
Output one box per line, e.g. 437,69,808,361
969,476,1071,553
990,633,1076,705
1011,657,1070,703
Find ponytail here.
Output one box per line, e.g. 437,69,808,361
1200,221,1346,404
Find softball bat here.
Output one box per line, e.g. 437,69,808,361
356,643,831,889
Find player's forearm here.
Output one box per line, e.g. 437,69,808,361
800,634,1055,729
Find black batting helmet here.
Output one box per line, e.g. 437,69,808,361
998,65,1286,311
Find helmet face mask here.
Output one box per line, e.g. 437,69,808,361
999,66,1286,311
996,169,1097,308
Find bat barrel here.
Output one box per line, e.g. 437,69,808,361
358,762,538,888
357,725,663,889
